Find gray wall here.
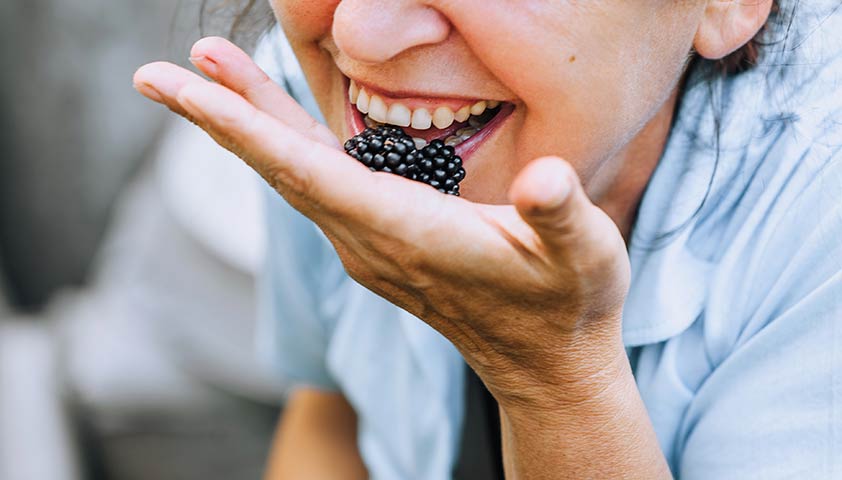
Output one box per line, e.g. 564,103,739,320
0,0,204,307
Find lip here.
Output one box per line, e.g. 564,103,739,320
343,77,515,164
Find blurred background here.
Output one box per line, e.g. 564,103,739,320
0,1,286,478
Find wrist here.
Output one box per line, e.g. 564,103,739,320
494,348,672,480
491,332,631,416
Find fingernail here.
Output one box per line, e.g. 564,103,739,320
133,82,164,103
189,55,218,76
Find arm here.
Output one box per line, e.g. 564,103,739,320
498,350,671,479
265,389,367,480
135,39,672,478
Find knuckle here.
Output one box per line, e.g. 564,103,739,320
359,231,432,294
224,103,260,136
342,255,395,298
240,74,275,100
397,251,431,288
263,160,314,201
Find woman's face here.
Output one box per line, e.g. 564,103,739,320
270,0,705,204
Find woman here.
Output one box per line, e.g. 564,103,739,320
133,1,842,478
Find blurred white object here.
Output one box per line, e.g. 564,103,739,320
156,118,266,275
52,116,283,478
152,117,283,401
0,319,81,480
62,115,284,415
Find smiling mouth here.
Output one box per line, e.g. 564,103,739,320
345,78,514,160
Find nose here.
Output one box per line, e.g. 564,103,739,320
332,0,451,63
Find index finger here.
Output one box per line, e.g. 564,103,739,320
189,36,340,148
176,81,434,224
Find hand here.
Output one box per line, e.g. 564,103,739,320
133,37,632,409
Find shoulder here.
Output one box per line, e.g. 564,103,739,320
684,6,842,309
624,18,842,346
694,113,842,363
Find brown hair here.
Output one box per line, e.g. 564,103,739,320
199,0,274,49
716,0,780,74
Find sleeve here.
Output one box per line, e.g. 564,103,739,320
255,186,342,391
676,146,842,479
251,26,345,391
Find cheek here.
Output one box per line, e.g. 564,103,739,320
270,0,345,127
592,12,700,143
433,1,580,106
517,11,698,168
433,3,623,154
270,0,338,43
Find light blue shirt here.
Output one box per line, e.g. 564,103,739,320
256,5,842,478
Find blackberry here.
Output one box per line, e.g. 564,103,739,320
344,126,466,196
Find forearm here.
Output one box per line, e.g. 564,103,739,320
264,389,368,480
498,349,671,479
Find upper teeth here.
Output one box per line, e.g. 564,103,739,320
411,109,432,129
432,107,455,129
349,79,499,130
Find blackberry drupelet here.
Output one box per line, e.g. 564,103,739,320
344,126,466,196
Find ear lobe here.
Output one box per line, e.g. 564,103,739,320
694,0,774,60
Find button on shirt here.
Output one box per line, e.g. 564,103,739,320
255,5,842,478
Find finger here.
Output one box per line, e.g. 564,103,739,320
175,80,430,223
189,36,339,148
133,61,208,117
509,157,621,256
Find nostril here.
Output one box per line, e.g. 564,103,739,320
333,1,451,63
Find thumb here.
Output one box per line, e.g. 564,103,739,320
508,157,607,254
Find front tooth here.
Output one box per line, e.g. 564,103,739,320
411,108,432,130
386,103,412,127
432,107,455,129
368,95,388,123
470,101,487,116
356,89,370,114
412,137,428,149
349,80,360,104
454,106,471,123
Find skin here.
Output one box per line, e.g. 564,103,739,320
279,1,699,220
264,389,367,479
134,0,772,477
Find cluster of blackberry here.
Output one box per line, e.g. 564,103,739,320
344,125,466,196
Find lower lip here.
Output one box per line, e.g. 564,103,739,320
344,91,515,164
